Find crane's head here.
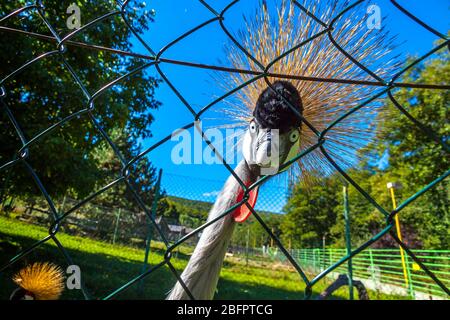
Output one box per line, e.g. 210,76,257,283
10,262,65,300
242,81,303,176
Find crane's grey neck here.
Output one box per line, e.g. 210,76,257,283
166,160,258,300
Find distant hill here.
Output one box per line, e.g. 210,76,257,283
167,195,280,218
164,195,284,248
167,196,212,215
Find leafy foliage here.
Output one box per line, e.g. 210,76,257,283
281,175,340,248
283,54,449,249
0,1,161,210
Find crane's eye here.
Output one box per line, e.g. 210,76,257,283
289,130,299,143
249,121,257,134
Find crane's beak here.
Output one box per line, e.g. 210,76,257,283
242,128,299,176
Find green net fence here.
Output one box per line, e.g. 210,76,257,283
228,247,449,299
0,0,449,300
162,172,289,214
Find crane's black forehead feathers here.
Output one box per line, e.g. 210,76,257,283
253,81,303,133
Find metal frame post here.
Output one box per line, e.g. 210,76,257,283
139,169,163,292
343,184,354,300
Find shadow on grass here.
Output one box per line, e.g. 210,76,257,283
215,277,338,300
0,231,176,299
1,231,343,300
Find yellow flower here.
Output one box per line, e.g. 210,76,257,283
13,262,65,300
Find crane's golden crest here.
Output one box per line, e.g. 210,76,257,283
216,0,399,186
12,262,65,300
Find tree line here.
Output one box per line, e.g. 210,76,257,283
281,52,449,250
0,1,163,214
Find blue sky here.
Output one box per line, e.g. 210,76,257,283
127,0,449,210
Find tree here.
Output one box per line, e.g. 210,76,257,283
370,51,449,248
0,1,161,204
282,53,449,249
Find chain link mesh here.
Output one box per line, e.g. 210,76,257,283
0,0,449,300
162,172,288,214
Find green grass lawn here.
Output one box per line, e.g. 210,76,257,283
0,216,406,300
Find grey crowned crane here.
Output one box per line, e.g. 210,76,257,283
168,0,398,300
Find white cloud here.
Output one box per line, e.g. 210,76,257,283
202,190,220,197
